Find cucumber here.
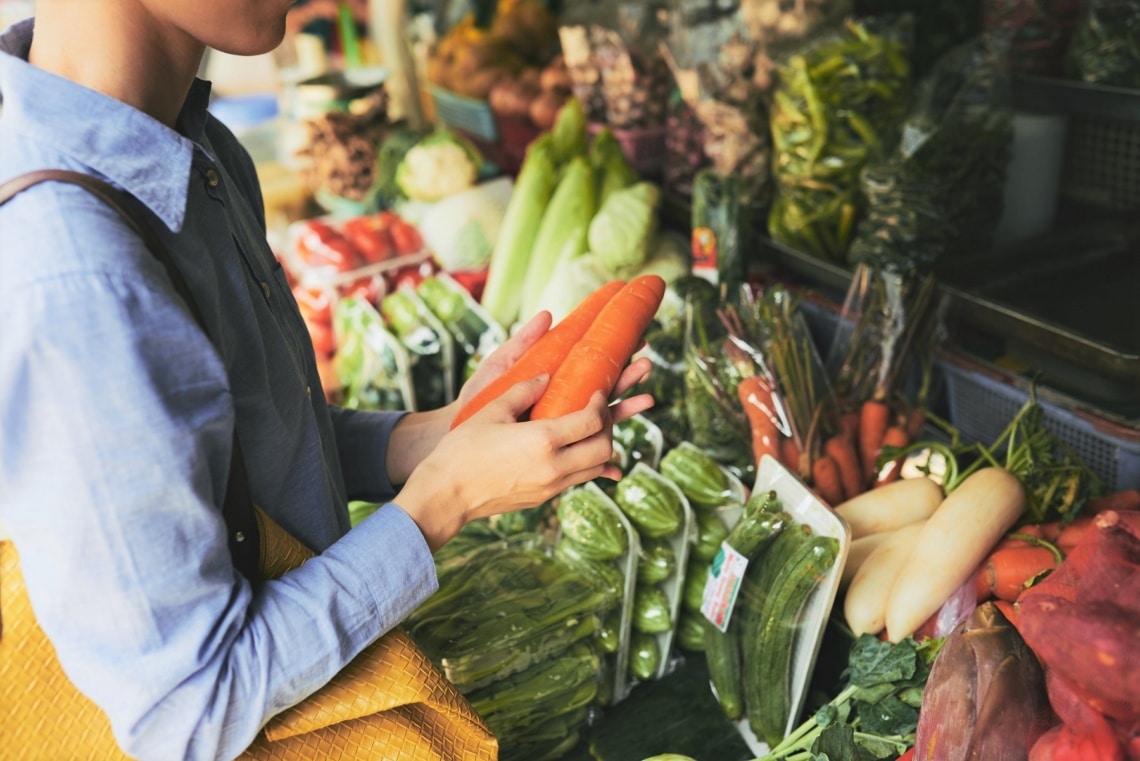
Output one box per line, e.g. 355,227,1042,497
659,442,729,508
558,487,628,560
745,535,840,746
703,510,789,722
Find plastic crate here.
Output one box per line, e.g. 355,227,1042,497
941,354,1140,492
1060,115,1140,211
428,86,498,143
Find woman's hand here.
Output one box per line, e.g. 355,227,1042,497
396,368,652,551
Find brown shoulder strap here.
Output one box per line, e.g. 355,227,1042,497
0,169,261,582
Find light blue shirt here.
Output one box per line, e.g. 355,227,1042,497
0,18,437,761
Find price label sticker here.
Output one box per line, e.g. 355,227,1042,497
700,541,749,633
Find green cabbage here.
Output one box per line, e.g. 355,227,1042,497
588,181,661,274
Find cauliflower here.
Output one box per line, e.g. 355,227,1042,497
395,131,482,202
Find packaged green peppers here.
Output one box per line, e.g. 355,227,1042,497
768,16,914,263
379,286,455,411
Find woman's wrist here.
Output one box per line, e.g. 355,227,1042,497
384,403,456,486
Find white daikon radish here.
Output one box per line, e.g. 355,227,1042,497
885,467,1025,642
835,477,944,541
844,522,925,636
841,530,894,588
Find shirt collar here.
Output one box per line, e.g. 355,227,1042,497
0,18,213,232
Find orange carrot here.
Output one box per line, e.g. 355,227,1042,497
873,426,910,487
451,280,626,428
858,400,891,482
1082,489,1140,515
737,374,780,467
780,436,803,477
974,545,1060,602
839,411,860,442
812,454,846,506
530,275,666,420
824,434,863,500
1057,515,1095,549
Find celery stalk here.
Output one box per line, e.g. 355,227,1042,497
480,137,558,328
518,156,596,322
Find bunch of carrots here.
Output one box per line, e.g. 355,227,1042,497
719,285,929,508
815,264,942,506
450,274,666,427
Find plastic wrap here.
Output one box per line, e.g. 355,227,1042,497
408,543,619,692
1066,0,1140,88
559,1,673,128
332,296,416,411
613,463,695,682
661,0,852,202
825,262,946,492
767,16,913,263
416,272,507,386
554,482,640,704
847,35,1013,271
379,287,456,410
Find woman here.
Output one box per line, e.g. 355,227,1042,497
0,1,651,758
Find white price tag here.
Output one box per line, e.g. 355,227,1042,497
700,541,750,633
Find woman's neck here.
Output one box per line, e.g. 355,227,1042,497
29,1,204,129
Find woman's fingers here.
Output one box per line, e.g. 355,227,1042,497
612,356,652,399
457,311,551,405
611,392,655,425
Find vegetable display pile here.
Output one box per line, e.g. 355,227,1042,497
407,539,618,760
479,98,686,330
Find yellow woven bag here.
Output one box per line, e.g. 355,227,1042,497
0,510,497,760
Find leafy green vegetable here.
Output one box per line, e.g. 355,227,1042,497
551,97,588,167
519,156,597,321
481,136,559,327
588,181,661,275
755,635,935,761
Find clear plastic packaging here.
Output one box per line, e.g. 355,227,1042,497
379,286,456,410
554,481,640,703
415,271,507,386
614,462,695,681
730,455,850,755
767,16,914,264
407,543,621,692
331,296,416,411
613,414,666,472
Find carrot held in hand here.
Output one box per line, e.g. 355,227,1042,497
858,399,891,482
451,279,626,428
824,434,863,500
530,274,666,419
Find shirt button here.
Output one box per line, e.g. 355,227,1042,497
306,385,312,398
260,281,271,299
205,168,219,187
